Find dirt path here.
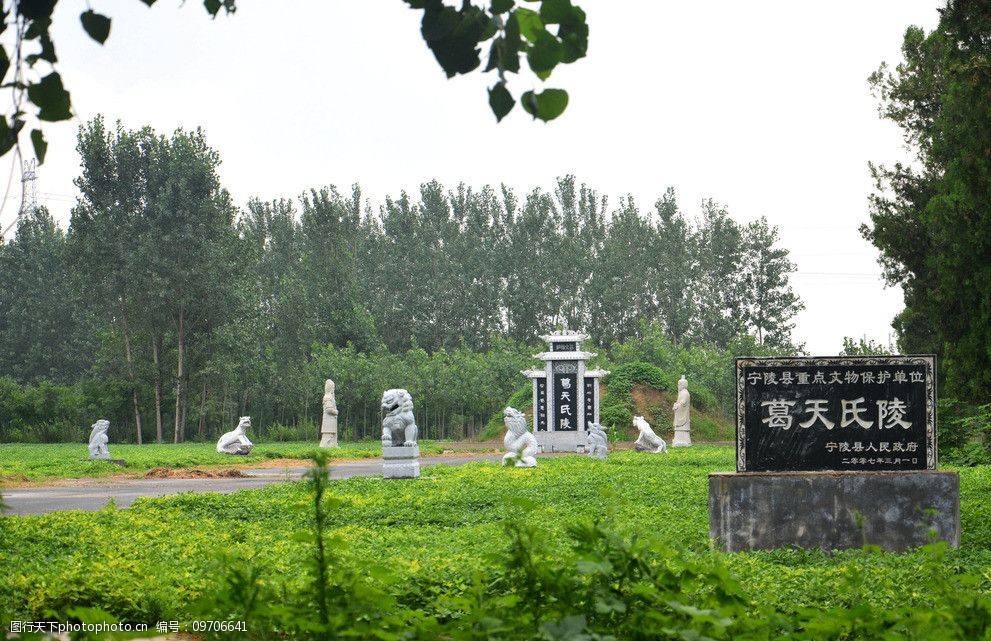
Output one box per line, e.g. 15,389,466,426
2,454,503,516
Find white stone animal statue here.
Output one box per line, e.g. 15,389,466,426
502,407,538,468
88,419,111,460
381,388,418,447
587,422,609,459
633,415,667,453
217,416,254,455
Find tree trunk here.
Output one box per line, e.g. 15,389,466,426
181,384,189,440
198,381,208,439
173,310,186,443
220,382,229,436
151,333,164,443
119,305,143,445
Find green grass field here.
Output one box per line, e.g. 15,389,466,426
0,441,477,484
3,446,991,631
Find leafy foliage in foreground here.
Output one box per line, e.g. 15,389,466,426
4,447,991,640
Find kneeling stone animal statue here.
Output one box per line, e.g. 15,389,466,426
587,422,609,459
217,416,254,455
88,419,111,460
381,388,418,447
503,407,538,468
633,415,667,453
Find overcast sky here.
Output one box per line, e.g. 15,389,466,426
0,1,943,354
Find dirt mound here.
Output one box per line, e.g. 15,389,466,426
143,468,246,479
1,474,31,485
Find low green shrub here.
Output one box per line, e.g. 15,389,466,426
481,385,532,439
264,421,318,442
15,451,987,640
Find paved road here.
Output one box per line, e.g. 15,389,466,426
2,455,502,516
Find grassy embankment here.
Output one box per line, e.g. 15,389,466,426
0,441,499,484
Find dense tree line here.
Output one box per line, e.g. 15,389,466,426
863,0,991,406
0,117,802,443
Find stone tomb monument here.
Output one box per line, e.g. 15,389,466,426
320,379,339,448
522,329,608,453
709,355,959,552
380,388,420,479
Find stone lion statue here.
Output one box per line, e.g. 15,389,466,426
633,415,667,453
88,419,111,460
502,407,538,468
587,422,609,459
217,416,254,455
381,389,418,447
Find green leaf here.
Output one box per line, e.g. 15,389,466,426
539,0,584,26
521,88,568,121
0,118,19,156
17,0,57,21
558,21,588,63
0,48,9,84
30,128,46,164
139,0,157,5
419,1,490,77
27,72,72,122
204,0,222,16
488,82,514,121
514,7,544,43
24,19,57,66
526,30,562,74
492,0,514,13
484,33,521,74
80,11,112,44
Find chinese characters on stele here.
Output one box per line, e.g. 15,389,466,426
736,356,935,473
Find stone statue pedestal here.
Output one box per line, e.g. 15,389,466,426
709,470,959,552
672,429,692,447
382,445,420,479
535,430,587,453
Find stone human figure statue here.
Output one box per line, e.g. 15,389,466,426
320,379,339,448
217,416,254,455
381,389,418,447
503,407,538,467
672,375,692,447
633,415,667,453
587,422,608,459
88,419,111,460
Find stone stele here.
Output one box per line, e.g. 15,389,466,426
587,422,609,459
502,407,538,468
633,416,667,453
381,389,419,479
217,416,254,455
672,375,692,447
320,379,339,448
88,419,111,460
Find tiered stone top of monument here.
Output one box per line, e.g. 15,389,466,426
535,329,594,361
